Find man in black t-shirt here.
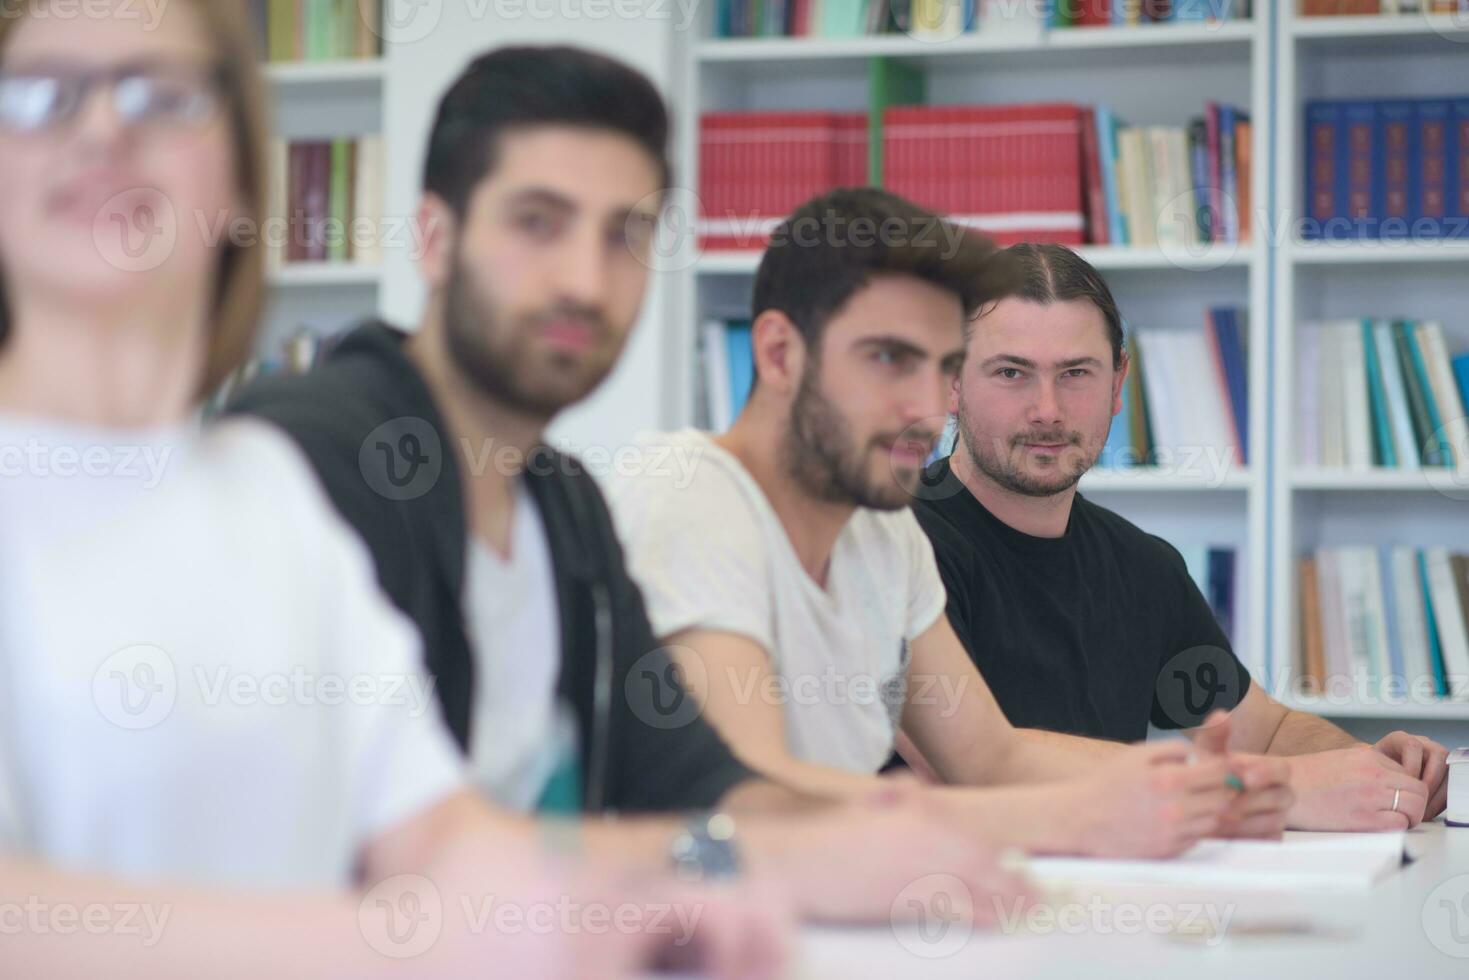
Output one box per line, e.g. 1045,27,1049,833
914,243,1450,831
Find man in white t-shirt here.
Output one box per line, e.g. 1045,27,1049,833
610,188,1296,859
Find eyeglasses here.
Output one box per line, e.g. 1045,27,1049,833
0,61,225,134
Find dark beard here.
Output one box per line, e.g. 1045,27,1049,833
442,245,607,419
781,364,916,512
956,397,1091,498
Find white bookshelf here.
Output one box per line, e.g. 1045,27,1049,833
259,57,386,358
1269,4,1469,742
670,14,1273,680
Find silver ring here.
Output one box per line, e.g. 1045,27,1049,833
1391,789,1401,813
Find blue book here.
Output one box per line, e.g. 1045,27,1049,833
1207,548,1236,642
725,320,754,421
1212,309,1249,464
1377,100,1417,241
1218,104,1240,243
1341,101,1379,240
1380,546,1406,687
1361,318,1397,467
1190,119,1215,243
1374,321,1420,468
1403,324,1450,466
1414,100,1451,239
1453,98,1469,239
1418,550,1450,697
1454,353,1469,418
1101,356,1134,469
1304,102,1344,241
1097,106,1127,245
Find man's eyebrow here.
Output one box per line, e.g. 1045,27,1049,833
504,188,577,211
854,335,930,359
979,355,1104,370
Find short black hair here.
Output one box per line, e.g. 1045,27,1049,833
978,243,1126,368
751,187,1007,364
422,45,672,217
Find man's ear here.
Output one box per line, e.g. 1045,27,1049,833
415,193,457,290
1112,349,1131,418
750,309,807,396
947,369,963,417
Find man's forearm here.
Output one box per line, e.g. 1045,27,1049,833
987,728,1128,785
1263,710,1362,756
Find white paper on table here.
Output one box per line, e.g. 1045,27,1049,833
1027,832,1406,893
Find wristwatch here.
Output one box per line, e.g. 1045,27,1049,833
669,812,742,882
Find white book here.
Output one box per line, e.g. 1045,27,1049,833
1133,329,1178,453
1418,321,1469,471
1177,328,1236,464
1319,324,1346,469
701,320,733,433
1148,128,1184,250
353,135,384,266
1390,547,1434,690
1358,547,1393,697
1374,320,1421,469
1424,548,1469,700
1297,323,1321,466
1337,547,1375,690
1030,832,1405,894
1317,549,1351,684
267,138,288,271
1338,321,1375,470
1119,129,1156,248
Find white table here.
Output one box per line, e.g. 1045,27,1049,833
793,822,1469,979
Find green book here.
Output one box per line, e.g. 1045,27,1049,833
1393,321,1443,467
306,0,332,60
328,138,351,263
1361,319,1396,467
267,0,296,61
1400,321,1449,467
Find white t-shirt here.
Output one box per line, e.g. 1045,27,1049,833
462,483,562,811
607,429,947,774
0,414,465,888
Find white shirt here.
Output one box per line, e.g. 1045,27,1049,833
0,414,465,888
607,429,947,774
462,483,562,811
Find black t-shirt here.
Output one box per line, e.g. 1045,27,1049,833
911,457,1252,741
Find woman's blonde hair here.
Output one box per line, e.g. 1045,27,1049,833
0,0,270,396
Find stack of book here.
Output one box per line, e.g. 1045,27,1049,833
1295,320,1469,470
1303,98,1469,241
1298,547,1469,701
698,112,868,250
1090,102,1252,247
250,0,382,61
1299,2,1465,16
699,319,756,432
1097,308,1249,470
267,136,385,268
709,0,1249,39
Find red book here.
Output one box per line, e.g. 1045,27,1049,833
286,141,310,263
1079,106,1108,245
1075,0,1111,26
302,141,331,262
